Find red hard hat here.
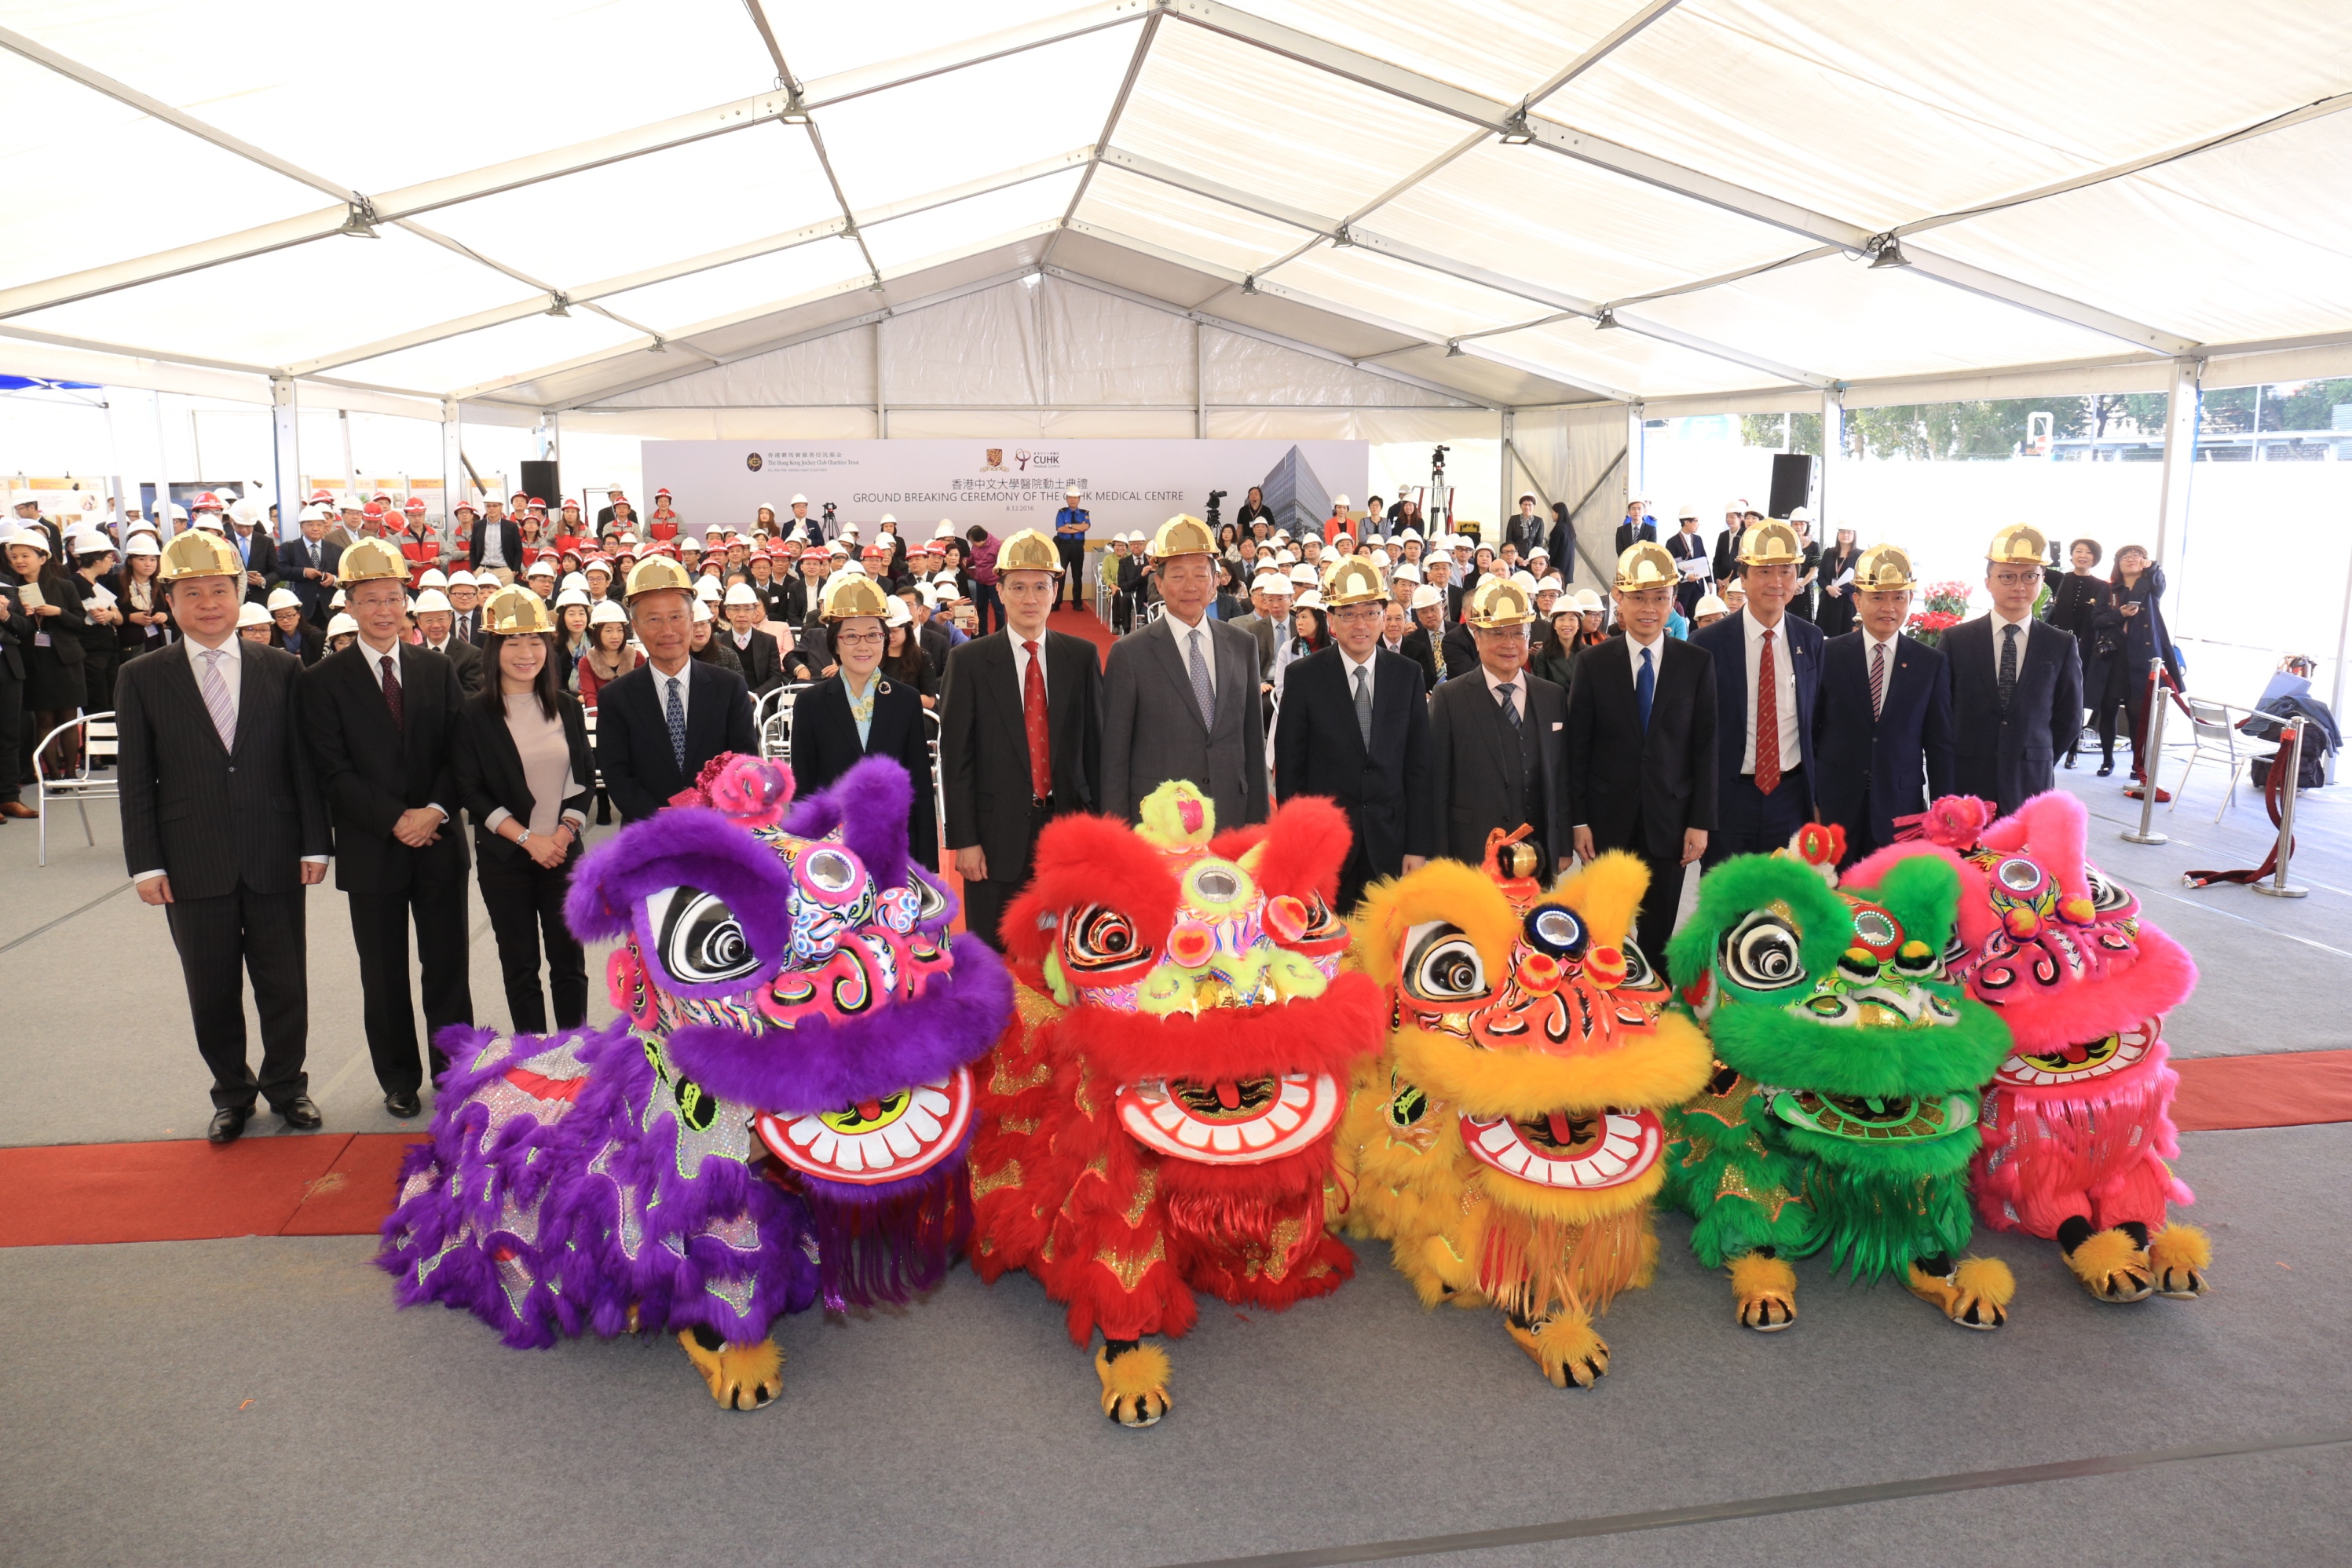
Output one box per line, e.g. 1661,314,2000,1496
362,500,386,517
404,496,426,513
194,492,222,509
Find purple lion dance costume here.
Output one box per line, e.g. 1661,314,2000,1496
379,752,1014,1409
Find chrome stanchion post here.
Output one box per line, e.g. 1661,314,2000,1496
2120,658,2170,845
2251,721,2307,898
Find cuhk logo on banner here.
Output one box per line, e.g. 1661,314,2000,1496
982,448,1005,471
746,451,763,472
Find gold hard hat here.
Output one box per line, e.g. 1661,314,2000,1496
338,536,408,583
996,528,1062,575
483,584,554,636
157,529,243,583
1147,514,1216,561
1736,519,1804,568
624,555,694,601
1615,540,1678,593
1987,523,2047,565
1465,576,1535,629
1853,543,1917,592
820,572,892,623
1320,555,1386,608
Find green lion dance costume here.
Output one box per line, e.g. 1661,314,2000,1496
1662,828,2017,1331
1338,832,1714,1387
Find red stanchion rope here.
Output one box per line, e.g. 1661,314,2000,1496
2121,661,2196,802
2183,722,2299,887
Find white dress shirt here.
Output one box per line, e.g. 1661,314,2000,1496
1339,644,1377,708
131,633,327,883
357,634,449,824
1011,630,1049,707
1480,661,1523,716
1624,630,1666,684
1738,608,1802,777
1168,612,1215,700
1988,610,2034,684
648,656,693,730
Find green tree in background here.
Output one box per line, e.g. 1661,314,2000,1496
1738,381,2352,459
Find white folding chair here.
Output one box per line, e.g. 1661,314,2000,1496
922,708,947,852
762,684,807,763
2170,699,2272,821
37,711,118,866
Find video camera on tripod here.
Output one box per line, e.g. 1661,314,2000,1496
1205,488,1227,528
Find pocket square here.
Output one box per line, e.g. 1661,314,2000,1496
1550,721,1564,731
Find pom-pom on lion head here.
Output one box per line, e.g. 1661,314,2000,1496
1350,832,1714,1204
1852,791,2196,1098
1003,781,1384,1173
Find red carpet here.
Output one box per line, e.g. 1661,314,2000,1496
1050,602,1114,653
0,1132,425,1248
5,1054,2344,1248
2173,1049,2352,1132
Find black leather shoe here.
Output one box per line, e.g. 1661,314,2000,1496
385,1090,422,1120
207,1106,251,1145
279,1097,323,1129
2096,760,2115,777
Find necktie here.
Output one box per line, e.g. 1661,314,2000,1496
1353,663,1374,749
1999,623,2019,715
1187,627,1215,729
1636,645,1655,734
1870,639,1887,719
199,649,236,752
1022,640,1052,799
379,653,404,727
1755,630,1781,795
665,675,687,773
1496,682,1520,731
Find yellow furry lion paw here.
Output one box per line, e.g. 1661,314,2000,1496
1096,1341,1172,1428
2148,1225,2211,1299
2064,1226,2156,1304
1506,1314,1609,1389
678,1331,785,1410
1729,1252,1797,1332
1905,1256,2014,1329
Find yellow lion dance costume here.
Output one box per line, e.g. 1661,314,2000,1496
1337,832,1713,1387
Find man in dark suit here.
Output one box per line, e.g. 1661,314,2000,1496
118,532,329,1142
1428,578,1570,872
941,530,1104,949
1813,545,1957,864
597,557,759,823
413,590,486,697
1441,612,1479,685
1711,504,1758,586
466,499,524,585
1113,534,1152,634
1100,516,1268,828
299,539,473,1119
225,502,280,605
719,583,788,696
1665,507,1710,620
1689,520,1824,865
1398,584,1450,689
278,504,342,623
1505,495,1547,557
1275,557,1433,912
1614,499,1658,557
1943,524,2082,818
1567,543,1718,954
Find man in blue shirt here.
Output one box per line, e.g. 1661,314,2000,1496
1052,484,1089,609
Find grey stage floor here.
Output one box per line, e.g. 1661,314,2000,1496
1,1123,2343,1568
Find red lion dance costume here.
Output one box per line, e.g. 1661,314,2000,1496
1856,791,2211,1304
968,781,1385,1426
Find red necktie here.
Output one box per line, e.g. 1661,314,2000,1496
1022,640,1052,800
1755,629,1780,795
380,654,404,728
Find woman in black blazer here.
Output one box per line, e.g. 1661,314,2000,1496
791,576,938,870
452,588,594,1034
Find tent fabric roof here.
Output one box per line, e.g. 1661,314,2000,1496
1,0,2347,415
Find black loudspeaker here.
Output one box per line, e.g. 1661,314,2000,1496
1768,453,1815,518
519,459,561,507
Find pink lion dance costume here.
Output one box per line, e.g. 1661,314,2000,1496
1855,791,2211,1304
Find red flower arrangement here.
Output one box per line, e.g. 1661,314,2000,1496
1905,580,1973,647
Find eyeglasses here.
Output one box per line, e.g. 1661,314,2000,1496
835,630,884,648
1330,605,1383,624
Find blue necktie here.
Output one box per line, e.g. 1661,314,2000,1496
1636,645,1655,733
1187,627,1215,729
664,674,687,773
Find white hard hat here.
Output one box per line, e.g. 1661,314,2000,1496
688,597,712,623
236,601,271,628
417,568,448,590
1287,563,1316,587
915,582,940,609
327,612,357,637
1294,589,1323,610
1251,571,1290,594
1535,574,1564,594
883,596,912,628
559,572,588,594
790,494,808,505
191,513,227,533
1332,495,1350,508
554,587,591,609
590,600,628,626
1410,584,1444,611
722,582,760,607
125,534,160,557
445,569,477,588
299,503,332,524
1695,593,1730,617
412,589,453,615
693,577,722,601
329,589,346,609
935,521,958,540
265,587,302,612
1571,589,1605,613
1392,562,1422,583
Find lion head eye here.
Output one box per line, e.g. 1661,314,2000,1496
1721,912,1805,992
1403,922,1489,1003
1523,905,1587,959
1062,903,1154,973
646,886,762,986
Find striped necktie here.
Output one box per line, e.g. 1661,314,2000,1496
198,649,236,752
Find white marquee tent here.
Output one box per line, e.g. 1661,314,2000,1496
2,0,2350,539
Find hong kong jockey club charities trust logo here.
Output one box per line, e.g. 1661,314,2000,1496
746,451,763,472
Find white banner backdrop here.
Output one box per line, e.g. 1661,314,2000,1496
642,438,1368,539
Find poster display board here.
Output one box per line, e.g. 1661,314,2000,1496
642,438,1370,539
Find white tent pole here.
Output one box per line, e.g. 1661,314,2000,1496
876,316,888,440
1819,388,1844,536
340,409,356,497
441,399,464,531
1625,404,1646,517
145,387,170,535
1195,320,1206,439
269,375,300,541
2153,356,2201,589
